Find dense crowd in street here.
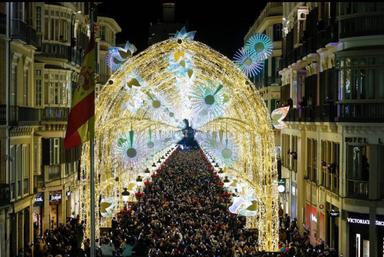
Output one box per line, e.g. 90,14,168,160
33,216,85,257
28,148,341,257
110,149,258,256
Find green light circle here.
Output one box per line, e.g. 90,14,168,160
222,148,232,159
255,42,264,52
204,95,215,105
152,100,161,108
127,148,137,158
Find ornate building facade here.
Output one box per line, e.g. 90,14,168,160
0,3,121,256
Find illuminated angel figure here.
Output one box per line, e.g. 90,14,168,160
173,26,196,40
244,33,273,61
106,41,137,72
233,47,264,77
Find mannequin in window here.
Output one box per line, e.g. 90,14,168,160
352,146,361,179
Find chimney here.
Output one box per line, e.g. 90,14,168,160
162,2,175,22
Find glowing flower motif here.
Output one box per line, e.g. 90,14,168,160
173,26,196,40
106,41,137,72
196,131,238,166
114,130,149,168
244,33,273,61
190,83,229,125
100,197,115,218
167,50,194,78
233,48,264,77
271,106,290,129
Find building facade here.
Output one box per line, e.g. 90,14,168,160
279,2,384,257
0,3,121,256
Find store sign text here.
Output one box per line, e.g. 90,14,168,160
347,218,384,227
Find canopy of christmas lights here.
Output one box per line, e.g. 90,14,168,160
81,36,278,251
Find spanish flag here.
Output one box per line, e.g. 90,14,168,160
64,32,96,149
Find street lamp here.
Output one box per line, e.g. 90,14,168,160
121,188,130,207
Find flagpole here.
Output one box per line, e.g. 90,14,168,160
90,2,96,257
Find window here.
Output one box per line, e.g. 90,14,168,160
36,80,42,106
44,17,49,40
307,138,317,182
100,25,106,41
273,23,282,41
338,56,384,100
347,145,369,181
12,2,24,21
292,136,298,172
11,67,17,106
36,6,41,32
282,134,290,168
23,69,28,106
320,141,339,192
49,138,60,165
48,73,68,106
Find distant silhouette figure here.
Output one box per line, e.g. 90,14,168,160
177,119,199,149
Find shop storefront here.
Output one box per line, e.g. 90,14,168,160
49,191,62,229
290,182,297,219
305,203,318,245
348,212,384,257
33,192,44,239
326,205,339,250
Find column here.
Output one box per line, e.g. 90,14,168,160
369,205,377,257
43,190,50,232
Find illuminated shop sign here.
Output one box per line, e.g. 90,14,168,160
347,218,384,227
49,191,62,202
34,192,44,204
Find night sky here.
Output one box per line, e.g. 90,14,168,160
97,0,267,58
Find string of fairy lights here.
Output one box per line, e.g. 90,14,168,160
80,28,279,251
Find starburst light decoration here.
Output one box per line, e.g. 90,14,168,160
233,33,273,77
244,33,273,61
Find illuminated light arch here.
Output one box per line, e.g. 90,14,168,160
81,38,278,251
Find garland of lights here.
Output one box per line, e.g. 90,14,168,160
81,31,278,251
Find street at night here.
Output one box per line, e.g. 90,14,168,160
0,2,384,257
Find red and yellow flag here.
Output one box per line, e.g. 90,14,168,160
64,33,96,149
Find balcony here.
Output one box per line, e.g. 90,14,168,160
337,102,384,122
339,14,384,39
11,19,41,48
46,165,61,181
41,107,69,122
0,105,40,125
285,102,384,123
33,175,44,194
347,179,368,199
40,43,71,59
0,184,10,206
320,167,339,194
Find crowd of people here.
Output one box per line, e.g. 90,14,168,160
111,149,260,256
277,212,338,257
29,147,341,257
34,216,86,257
